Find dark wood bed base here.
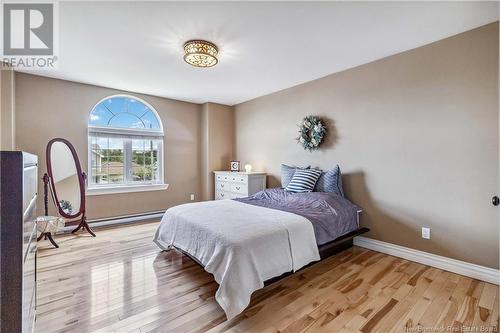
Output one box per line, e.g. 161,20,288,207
318,227,370,260
171,227,370,286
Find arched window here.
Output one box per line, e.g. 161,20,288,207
88,95,165,193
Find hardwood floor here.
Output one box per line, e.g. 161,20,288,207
36,221,498,333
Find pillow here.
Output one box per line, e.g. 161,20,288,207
285,169,322,193
280,164,309,188
314,165,344,196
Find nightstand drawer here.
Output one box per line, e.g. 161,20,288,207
229,175,247,183
230,183,247,194
217,174,232,182
216,182,230,191
215,190,237,200
216,174,247,183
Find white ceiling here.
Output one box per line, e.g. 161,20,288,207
24,1,499,105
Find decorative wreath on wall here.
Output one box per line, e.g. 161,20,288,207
297,116,327,151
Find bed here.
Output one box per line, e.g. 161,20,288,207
153,188,368,320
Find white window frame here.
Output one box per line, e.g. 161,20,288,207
86,94,167,195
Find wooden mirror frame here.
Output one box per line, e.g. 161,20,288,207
45,138,95,236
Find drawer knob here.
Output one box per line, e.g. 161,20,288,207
221,184,224,188
221,193,224,197
236,186,240,190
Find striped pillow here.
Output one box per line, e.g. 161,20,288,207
280,164,310,188
285,169,322,193
313,165,344,197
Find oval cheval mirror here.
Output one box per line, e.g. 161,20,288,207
46,138,95,237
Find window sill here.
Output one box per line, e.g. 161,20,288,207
86,184,169,196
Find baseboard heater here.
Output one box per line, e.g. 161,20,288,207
59,210,165,233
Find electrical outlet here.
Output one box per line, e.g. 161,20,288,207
190,194,195,201
421,227,431,239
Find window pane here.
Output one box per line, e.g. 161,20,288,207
105,96,128,115
141,111,161,130
90,136,124,185
131,139,159,183
127,98,149,118
109,113,145,129
89,104,113,127
90,136,103,184
89,96,162,131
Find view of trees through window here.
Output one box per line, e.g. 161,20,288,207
90,137,123,184
90,137,160,185
132,139,159,182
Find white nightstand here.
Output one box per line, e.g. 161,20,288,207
214,171,266,200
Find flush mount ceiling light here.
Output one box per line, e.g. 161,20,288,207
183,40,218,68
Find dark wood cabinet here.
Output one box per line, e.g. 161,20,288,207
1,151,38,333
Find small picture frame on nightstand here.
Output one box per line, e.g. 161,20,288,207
230,161,240,172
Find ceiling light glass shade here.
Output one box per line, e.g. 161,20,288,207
183,40,218,68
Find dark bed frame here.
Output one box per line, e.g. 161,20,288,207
172,226,370,286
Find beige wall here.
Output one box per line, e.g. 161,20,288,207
235,23,499,268
15,73,202,220
1,65,16,150
200,102,235,200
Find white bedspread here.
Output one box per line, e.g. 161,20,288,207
153,199,320,320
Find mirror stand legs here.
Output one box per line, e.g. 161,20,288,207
37,232,59,248
71,215,96,237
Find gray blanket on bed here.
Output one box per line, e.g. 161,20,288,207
234,188,360,246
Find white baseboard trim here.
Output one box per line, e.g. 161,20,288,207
59,210,165,233
354,236,499,285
